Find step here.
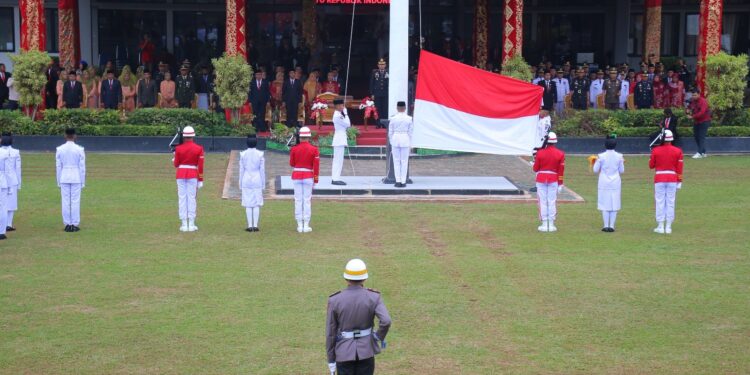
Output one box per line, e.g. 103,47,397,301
357,138,387,146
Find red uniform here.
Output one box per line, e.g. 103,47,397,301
649,144,683,183
289,141,320,183
173,140,205,181
533,145,565,184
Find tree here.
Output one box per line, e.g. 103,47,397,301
211,54,252,123
9,50,50,120
500,55,533,82
705,52,749,124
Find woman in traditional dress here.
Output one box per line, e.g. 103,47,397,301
668,75,685,109
56,76,64,109
270,71,284,109
303,70,321,106
84,67,100,109
159,71,177,108
239,135,266,232
119,66,137,112
592,135,624,232
652,75,669,109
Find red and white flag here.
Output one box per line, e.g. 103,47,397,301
413,51,543,155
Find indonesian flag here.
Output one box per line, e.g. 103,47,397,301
413,51,543,155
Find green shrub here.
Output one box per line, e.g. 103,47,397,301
270,123,294,143
125,108,226,128
9,50,50,119
705,52,749,112
43,109,121,127
0,110,35,134
501,54,533,82
555,110,614,136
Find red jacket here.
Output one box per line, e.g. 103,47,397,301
533,145,565,184
290,141,320,182
649,143,683,183
173,140,205,181
689,96,711,123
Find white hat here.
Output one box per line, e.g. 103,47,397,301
343,259,368,281
664,130,674,142
182,126,196,137
299,126,312,138
547,131,558,144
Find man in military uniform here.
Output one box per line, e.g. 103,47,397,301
388,101,413,188
369,58,389,126
589,70,604,109
570,68,590,110
634,74,653,109
56,128,86,233
649,130,683,234
331,99,350,186
289,127,319,233
175,65,195,108
532,132,565,232
553,70,569,113
173,126,205,232
326,259,392,375
603,68,622,110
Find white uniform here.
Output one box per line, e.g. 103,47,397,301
593,150,624,228
0,148,9,235
536,116,551,149
331,108,351,182
589,78,603,108
239,148,266,228
553,77,569,113
388,112,413,184
619,80,630,109
2,146,20,228
56,141,86,227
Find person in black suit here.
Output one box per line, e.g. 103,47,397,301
248,70,271,132
100,70,122,109
282,70,302,127
45,60,60,110
61,71,84,109
660,108,680,146
0,64,10,109
538,71,557,111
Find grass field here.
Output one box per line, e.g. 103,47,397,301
1,152,749,374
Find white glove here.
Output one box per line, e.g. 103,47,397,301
328,362,336,374
198,181,203,189
558,185,564,193
677,183,682,190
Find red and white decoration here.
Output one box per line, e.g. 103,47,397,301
358,97,379,121
412,51,543,156
310,98,329,121
20,0,46,52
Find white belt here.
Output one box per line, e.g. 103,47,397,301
293,167,313,172
655,171,676,175
339,328,372,339
536,170,558,175
178,165,198,170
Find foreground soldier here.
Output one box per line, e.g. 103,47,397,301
289,126,319,233
649,130,683,234
239,135,265,232
592,135,624,232
388,101,413,188
173,126,204,232
1,133,20,231
326,259,392,375
56,128,86,232
532,132,565,232
331,99,350,186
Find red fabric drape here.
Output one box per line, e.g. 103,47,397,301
643,0,662,62
501,0,523,65
225,0,247,59
58,0,81,69
20,0,46,51
696,0,723,96
473,0,488,69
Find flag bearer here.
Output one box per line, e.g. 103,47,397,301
649,130,683,234
592,135,625,232
532,131,565,232
388,101,413,188
1,133,20,232
239,135,265,232
289,126,319,233
331,99,350,186
173,126,204,232
56,128,86,232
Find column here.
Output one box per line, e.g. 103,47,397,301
613,0,630,65
473,0,488,69
389,0,408,114
225,0,247,59
58,0,80,69
301,0,318,53
78,0,92,66
643,0,662,63
501,0,523,65
696,0,723,96
19,0,46,51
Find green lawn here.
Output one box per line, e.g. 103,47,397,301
1,153,749,374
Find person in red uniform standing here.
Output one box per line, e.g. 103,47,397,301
532,131,565,232
289,126,319,233
173,126,205,232
649,130,683,234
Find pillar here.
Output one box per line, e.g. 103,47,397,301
58,0,80,69
473,0,488,69
225,0,247,59
643,0,662,63
501,0,523,65
613,0,630,65
19,0,46,51
301,0,318,52
696,0,723,96
389,0,408,115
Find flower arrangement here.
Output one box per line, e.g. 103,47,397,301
310,98,329,121
359,96,379,121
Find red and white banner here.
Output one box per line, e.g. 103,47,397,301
20,0,46,51
413,51,543,155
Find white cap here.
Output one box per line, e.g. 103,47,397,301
299,126,312,138
183,126,196,137
664,130,674,142
547,131,558,144
343,259,368,281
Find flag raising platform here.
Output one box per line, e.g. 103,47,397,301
274,176,523,196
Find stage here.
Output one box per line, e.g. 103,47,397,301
274,176,523,196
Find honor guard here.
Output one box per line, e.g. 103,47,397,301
173,126,205,232
592,136,625,232
532,132,565,232
331,99,351,186
589,70,604,108
0,144,9,239
239,135,265,232
56,128,86,232
570,68,590,110
369,58,389,125
1,133,20,232
289,127,319,233
389,101,413,188
649,130,683,234
603,68,623,110
326,259,392,375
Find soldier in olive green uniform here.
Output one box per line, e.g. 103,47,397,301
175,65,195,108
603,67,622,110
570,67,590,110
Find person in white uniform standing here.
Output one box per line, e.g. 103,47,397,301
1,133,20,232
0,144,9,240
592,135,625,232
331,99,350,186
553,71,569,114
589,70,604,108
239,135,266,232
56,128,86,232
388,101,413,188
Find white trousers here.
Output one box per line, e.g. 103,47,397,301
392,146,410,184
293,178,314,221
554,101,565,113
654,182,678,223
60,183,82,226
332,146,345,181
536,182,558,221
0,188,7,234
177,178,198,220
601,211,618,228
245,207,261,228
